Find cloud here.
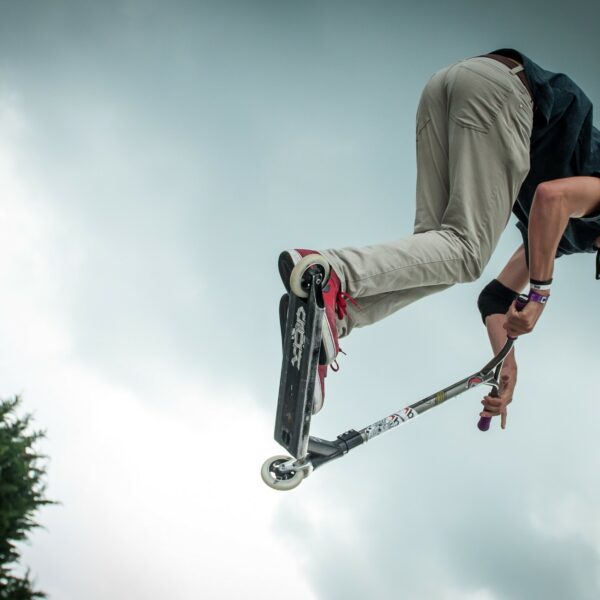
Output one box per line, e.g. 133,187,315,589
20,367,319,600
0,92,318,600
2,4,600,599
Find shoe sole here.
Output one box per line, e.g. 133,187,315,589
278,250,302,293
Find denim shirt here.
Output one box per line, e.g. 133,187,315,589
493,49,600,268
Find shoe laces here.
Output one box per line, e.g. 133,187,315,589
335,291,359,320
330,348,346,372
331,290,356,373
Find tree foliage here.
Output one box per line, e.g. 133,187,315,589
0,397,52,599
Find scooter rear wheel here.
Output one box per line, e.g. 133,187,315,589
261,455,305,491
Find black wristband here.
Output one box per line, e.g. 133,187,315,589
530,277,553,286
477,279,519,324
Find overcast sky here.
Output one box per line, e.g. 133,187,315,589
1,1,599,599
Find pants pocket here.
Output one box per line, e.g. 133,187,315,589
449,64,511,133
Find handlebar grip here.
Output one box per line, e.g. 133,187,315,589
478,293,528,431
477,416,492,431
477,386,499,431
515,294,529,311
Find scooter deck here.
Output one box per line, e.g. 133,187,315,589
274,282,324,459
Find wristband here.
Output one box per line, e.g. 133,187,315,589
530,283,552,292
528,289,549,304
530,277,552,292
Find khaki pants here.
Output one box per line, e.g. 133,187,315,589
321,57,534,336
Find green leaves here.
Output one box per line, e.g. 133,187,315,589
0,397,52,599
0,571,46,600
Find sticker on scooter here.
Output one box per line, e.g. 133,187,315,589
395,407,417,423
363,407,418,440
290,305,307,369
467,376,483,388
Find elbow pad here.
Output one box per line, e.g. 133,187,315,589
477,279,518,324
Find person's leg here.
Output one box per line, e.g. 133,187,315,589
337,284,449,334
322,57,533,334
324,64,455,336
414,66,450,233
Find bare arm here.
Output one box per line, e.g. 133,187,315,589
529,176,600,280
506,176,600,337
485,245,528,356
480,245,529,428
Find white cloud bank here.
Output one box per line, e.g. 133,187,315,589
0,87,323,600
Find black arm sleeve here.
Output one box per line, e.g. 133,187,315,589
477,279,519,324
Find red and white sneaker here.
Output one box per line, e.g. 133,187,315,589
278,249,355,365
279,249,356,414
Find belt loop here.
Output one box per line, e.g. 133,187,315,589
510,65,524,74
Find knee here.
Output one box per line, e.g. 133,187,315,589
463,258,485,282
456,238,486,282
442,229,487,282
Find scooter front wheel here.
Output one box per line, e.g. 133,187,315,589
289,254,330,298
261,455,305,491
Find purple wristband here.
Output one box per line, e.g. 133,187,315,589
528,289,549,304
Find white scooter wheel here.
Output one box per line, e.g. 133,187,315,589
261,455,305,491
289,254,330,299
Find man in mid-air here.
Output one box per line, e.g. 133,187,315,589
279,49,600,420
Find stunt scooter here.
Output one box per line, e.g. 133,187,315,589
261,254,526,491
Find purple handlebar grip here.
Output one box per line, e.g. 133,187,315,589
514,294,528,311
477,374,501,432
478,385,498,431
477,416,492,431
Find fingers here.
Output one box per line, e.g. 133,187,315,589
479,402,508,430
480,385,513,420
481,396,503,413
479,410,498,419
480,403,502,418
482,391,509,410
504,300,545,336
503,305,521,337
504,309,526,336
480,373,515,430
